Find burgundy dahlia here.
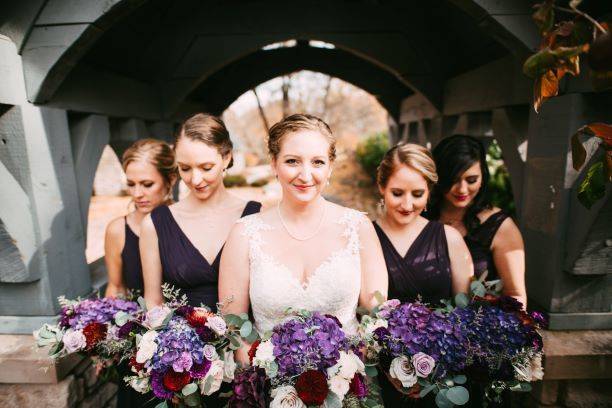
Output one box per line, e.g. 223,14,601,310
82,322,107,351
295,370,328,406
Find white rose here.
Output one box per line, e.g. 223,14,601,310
327,351,364,380
365,318,388,335
223,350,237,381
136,330,158,363
203,344,219,361
328,375,351,399
253,340,275,366
62,329,87,353
143,305,172,329
128,376,150,393
200,360,224,396
389,356,417,388
271,386,306,408
205,315,227,336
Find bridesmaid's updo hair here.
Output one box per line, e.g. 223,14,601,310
268,113,336,161
377,143,438,189
176,113,234,168
122,138,177,190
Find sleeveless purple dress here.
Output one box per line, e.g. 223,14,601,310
464,211,509,281
374,220,452,407
373,220,452,305
150,201,262,309
120,218,144,292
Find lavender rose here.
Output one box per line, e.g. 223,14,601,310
143,305,172,329
203,344,219,361
205,315,227,335
412,352,435,378
389,356,417,388
62,329,87,353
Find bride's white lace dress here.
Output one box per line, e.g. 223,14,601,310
237,208,365,335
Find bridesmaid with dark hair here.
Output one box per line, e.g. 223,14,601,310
140,113,261,311
104,138,177,297
373,143,473,406
428,135,526,307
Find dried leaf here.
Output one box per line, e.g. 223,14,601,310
523,45,587,78
577,162,606,209
557,55,581,79
587,123,612,146
558,21,575,37
571,127,588,170
534,70,559,112
533,0,555,35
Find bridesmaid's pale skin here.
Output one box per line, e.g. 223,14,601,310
376,163,473,295
438,162,527,307
219,129,388,364
140,137,246,308
104,159,171,297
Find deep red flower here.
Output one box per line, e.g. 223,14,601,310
295,370,328,405
186,308,213,327
248,340,261,364
128,355,145,373
162,370,191,392
82,322,107,351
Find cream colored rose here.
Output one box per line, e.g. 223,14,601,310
200,359,224,395
135,330,158,363
253,340,275,366
365,318,388,335
327,351,364,380
270,386,306,408
328,375,351,399
128,376,150,393
223,350,237,381
389,356,417,388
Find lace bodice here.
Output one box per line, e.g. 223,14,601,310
238,208,365,335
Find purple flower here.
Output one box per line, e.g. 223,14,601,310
190,360,212,379
270,312,349,378
151,371,174,400
349,374,368,398
117,320,136,338
172,351,193,372
61,298,138,330
412,352,435,377
229,367,269,407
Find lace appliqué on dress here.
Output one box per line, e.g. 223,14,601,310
239,209,366,335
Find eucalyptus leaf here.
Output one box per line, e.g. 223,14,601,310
183,391,201,407
365,364,378,377
267,361,279,378
452,375,467,385
245,330,259,344
228,334,242,350
114,311,129,327
373,291,386,305
435,389,454,408
137,296,147,312
182,382,198,396
324,392,342,408
161,310,174,327
420,383,437,397
201,374,215,396
454,293,469,308
224,314,244,328
239,320,253,338
154,401,168,408
238,312,249,321
446,386,470,405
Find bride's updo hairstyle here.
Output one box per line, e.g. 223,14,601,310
377,143,438,189
268,113,337,162
176,113,234,168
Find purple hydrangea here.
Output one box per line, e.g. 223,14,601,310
149,316,206,373
374,302,466,377
271,312,349,378
59,298,138,330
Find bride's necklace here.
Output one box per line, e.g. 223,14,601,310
277,200,328,241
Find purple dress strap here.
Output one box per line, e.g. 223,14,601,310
464,211,509,281
150,201,261,309
373,220,452,305
120,217,144,292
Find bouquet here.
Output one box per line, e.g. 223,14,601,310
247,310,378,408
453,293,546,402
362,299,469,407
123,285,239,407
34,294,139,376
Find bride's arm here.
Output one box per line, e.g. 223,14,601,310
218,222,252,364
358,218,388,310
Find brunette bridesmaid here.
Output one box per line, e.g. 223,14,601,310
140,113,261,311
428,135,526,307
373,143,473,407
104,139,176,298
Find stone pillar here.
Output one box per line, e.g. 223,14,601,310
491,106,529,217
0,33,90,334
69,114,110,240
522,92,611,329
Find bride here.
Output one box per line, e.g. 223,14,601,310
219,113,387,363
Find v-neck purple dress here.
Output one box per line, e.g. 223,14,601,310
150,201,261,309
373,220,452,305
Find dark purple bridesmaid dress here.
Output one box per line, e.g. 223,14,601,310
120,218,144,292
463,211,509,281
150,201,262,309
373,220,452,407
